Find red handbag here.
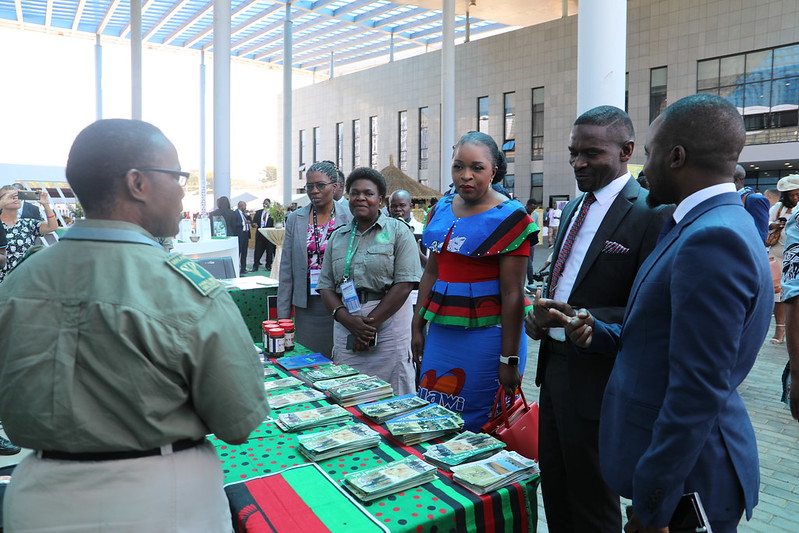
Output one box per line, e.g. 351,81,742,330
480,387,539,462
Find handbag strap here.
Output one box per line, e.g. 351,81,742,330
491,387,531,430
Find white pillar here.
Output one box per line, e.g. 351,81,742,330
213,0,231,201
282,2,293,206
130,0,142,119
199,50,207,216
95,34,102,120
576,0,626,114
440,0,455,193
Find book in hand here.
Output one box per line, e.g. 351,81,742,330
263,376,304,393
423,431,506,471
357,394,430,424
312,374,369,391
275,404,353,432
343,456,437,502
328,376,394,407
385,404,464,445
299,364,360,382
276,352,334,371
267,388,327,409
450,450,539,495
296,423,381,461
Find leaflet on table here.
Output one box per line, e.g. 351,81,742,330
423,431,506,470
263,376,304,393
450,450,539,495
390,404,463,423
385,416,462,436
297,423,380,453
275,404,352,432
357,394,430,423
343,456,437,502
300,364,360,382
328,377,392,398
312,374,368,391
276,352,334,371
263,364,280,378
267,388,327,409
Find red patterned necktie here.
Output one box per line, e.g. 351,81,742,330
547,193,596,298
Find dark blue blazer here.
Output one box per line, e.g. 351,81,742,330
740,187,770,243
591,192,772,526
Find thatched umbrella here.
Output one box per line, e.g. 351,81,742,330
380,155,443,201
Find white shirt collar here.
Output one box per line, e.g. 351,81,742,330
591,172,630,206
673,182,736,223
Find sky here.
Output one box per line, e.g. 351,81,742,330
0,25,313,185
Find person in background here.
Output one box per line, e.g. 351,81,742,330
412,131,535,431
319,168,422,395
734,163,770,243
11,183,43,221
0,185,59,283
764,188,780,206
768,175,799,344
278,160,352,356
252,198,276,272
548,202,561,247
525,199,541,290
389,189,424,234
0,118,269,531
782,205,799,419
333,166,346,201
208,195,239,238
0,189,18,456
235,200,251,276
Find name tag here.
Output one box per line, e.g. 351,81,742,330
340,279,361,313
309,267,321,296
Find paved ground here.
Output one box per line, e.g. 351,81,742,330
2,244,797,532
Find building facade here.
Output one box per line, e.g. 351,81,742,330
288,0,799,206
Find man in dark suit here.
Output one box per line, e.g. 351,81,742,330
562,94,772,533
251,198,275,272
525,105,669,532
234,201,251,276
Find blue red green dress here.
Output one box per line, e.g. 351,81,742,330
418,194,535,431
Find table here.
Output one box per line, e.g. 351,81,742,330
259,227,285,279
212,345,539,533
173,237,240,274
224,276,279,342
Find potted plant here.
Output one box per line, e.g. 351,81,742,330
269,202,287,228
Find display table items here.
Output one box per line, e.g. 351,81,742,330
223,275,279,343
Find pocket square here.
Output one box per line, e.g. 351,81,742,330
602,240,630,254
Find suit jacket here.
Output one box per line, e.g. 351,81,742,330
252,208,275,236
234,209,251,237
208,208,240,237
277,198,352,317
740,187,770,243
536,177,671,419
593,192,772,526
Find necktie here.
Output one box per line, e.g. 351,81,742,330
547,193,596,298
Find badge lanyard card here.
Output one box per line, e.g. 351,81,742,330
340,223,362,314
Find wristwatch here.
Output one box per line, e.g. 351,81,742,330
499,355,520,366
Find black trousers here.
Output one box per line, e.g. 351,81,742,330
252,232,275,270
238,232,249,274
538,340,622,533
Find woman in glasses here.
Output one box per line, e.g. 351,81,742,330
0,186,59,283
277,161,352,356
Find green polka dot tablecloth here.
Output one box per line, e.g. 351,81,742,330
211,344,539,533
226,283,277,343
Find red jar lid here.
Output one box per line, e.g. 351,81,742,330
268,328,285,336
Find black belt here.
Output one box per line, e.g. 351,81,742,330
39,438,206,462
357,289,386,303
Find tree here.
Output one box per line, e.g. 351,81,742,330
261,165,278,184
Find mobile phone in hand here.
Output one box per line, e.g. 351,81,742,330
16,190,40,201
346,333,378,350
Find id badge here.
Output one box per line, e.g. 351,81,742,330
340,279,361,313
309,267,321,296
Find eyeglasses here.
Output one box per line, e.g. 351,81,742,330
137,168,190,187
304,182,334,192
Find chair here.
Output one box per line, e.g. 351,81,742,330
193,257,236,279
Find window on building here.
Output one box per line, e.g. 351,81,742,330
369,116,379,169
503,174,515,196
503,92,515,161
530,172,543,203
531,87,544,161
336,122,344,170
298,129,306,178
477,96,489,133
398,110,408,171
419,107,429,170
650,67,668,123
352,119,360,168
312,127,320,163
697,43,799,145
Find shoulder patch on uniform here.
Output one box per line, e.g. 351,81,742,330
165,253,221,296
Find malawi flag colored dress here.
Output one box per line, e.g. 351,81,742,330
418,194,535,431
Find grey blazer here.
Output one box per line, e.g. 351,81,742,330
277,198,352,317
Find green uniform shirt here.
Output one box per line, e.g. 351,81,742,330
318,212,422,294
0,219,269,452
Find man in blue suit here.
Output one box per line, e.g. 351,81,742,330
558,94,772,532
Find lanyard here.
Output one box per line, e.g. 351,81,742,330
311,204,335,266
342,221,362,282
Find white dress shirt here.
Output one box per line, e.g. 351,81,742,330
672,182,736,224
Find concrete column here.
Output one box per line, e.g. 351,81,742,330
576,0,626,114
95,35,102,120
283,2,293,206
213,0,231,201
130,0,142,119
199,50,208,216
440,0,455,193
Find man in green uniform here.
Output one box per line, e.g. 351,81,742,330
0,119,270,532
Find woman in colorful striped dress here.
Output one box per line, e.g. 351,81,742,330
411,132,535,431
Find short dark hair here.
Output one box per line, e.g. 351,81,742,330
453,131,507,184
216,196,231,210
573,105,635,145
308,160,340,183
656,94,745,176
346,167,387,197
66,119,172,214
